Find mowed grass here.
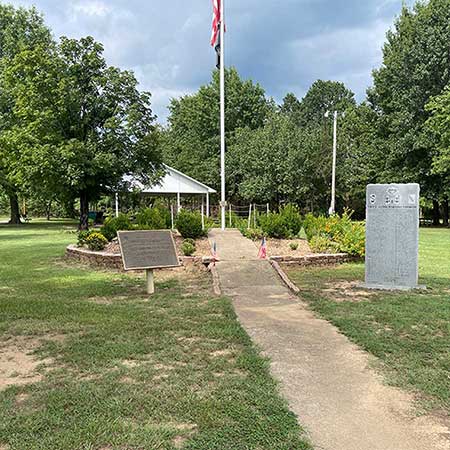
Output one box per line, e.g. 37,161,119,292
0,221,311,450
286,228,450,414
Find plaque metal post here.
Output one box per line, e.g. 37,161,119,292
146,269,154,295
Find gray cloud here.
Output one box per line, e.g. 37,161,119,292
9,0,414,121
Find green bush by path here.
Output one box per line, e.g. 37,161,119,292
100,214,133,241
136,206,170,230
0,221,311,450
175,210,205,239
181,241,195,256
85,232,108,251
303,211,365,256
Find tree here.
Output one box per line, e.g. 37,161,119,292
162,67,274,190
0,4,51,224
227,112,330,210
425,85,450,225
369,0,450,223
297,80,356,126
3,36,162,229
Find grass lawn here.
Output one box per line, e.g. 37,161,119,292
0,221,311,450
285,228,450,414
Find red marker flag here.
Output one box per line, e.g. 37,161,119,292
258,237,267,259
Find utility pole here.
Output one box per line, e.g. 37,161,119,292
219,0,226,230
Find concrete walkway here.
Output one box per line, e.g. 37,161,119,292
208,228,450,450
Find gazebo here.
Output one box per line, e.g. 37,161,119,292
117,164,216,218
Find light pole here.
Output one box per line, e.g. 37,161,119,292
325,110,341,216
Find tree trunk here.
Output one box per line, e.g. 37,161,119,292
8,192,21,225
442,197,449,227
79,191,89,231
432,199,441,226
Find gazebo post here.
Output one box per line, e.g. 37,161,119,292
201,200,205,230
115,192,119,217
206,192,210,217
177,192,181,213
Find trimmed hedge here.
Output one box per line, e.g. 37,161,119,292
175,210,205,239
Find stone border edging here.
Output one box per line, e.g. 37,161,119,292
269,253,362,294
208,263,222,296
270,253,360,265
269,259,300,294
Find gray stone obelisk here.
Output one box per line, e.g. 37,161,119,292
365,183,422,290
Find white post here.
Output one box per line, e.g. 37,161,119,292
177,191,181,213
206,192,210,217
266,203,269,215
229,202,232,228
220,0,226,231
247,203,252,229
201,200,205,230
329,111,338,215
115,192,119,217
171,204,174,230
146,269,154,295
253,203,256,228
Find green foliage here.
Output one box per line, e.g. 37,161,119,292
240,227,264,241
77,229,95,247
2,34,162,229
180,241,195,256
162,67,274,191
85,231,108,251
175,210,205,239
257,204,302,239
279,204,302,236
100,214,132,241
183,238,196,247
303,212,365,257
259,213,290,239
289,242,299,251
370,0,450,201
136,207,170,230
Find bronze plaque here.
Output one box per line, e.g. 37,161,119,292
117,230,179,271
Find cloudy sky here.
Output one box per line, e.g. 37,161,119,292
10,0,414,122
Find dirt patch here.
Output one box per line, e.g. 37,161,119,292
210,349,233,358
254,238,312,258
322,280,376,302
0,336,53,391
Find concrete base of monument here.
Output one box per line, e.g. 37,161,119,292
361,282,427,291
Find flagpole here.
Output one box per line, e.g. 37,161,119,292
219,0,226,231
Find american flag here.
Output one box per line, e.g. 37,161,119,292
258,237,267,259
210,0,220,47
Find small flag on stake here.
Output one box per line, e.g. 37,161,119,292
258,237,267,259
212,241,218,265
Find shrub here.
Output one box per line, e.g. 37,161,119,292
100,214,132,241
85,232,108,251
183,238,196,247
175,210,205,239
181,241,196,256
309,235,340,253
77,229,95,247
136,207,170,230
303,211,365,257
240,227,264,241
279,204,302,236
289,242,299,251
259,213,290,238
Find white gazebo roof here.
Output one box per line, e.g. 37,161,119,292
124,164,216,195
